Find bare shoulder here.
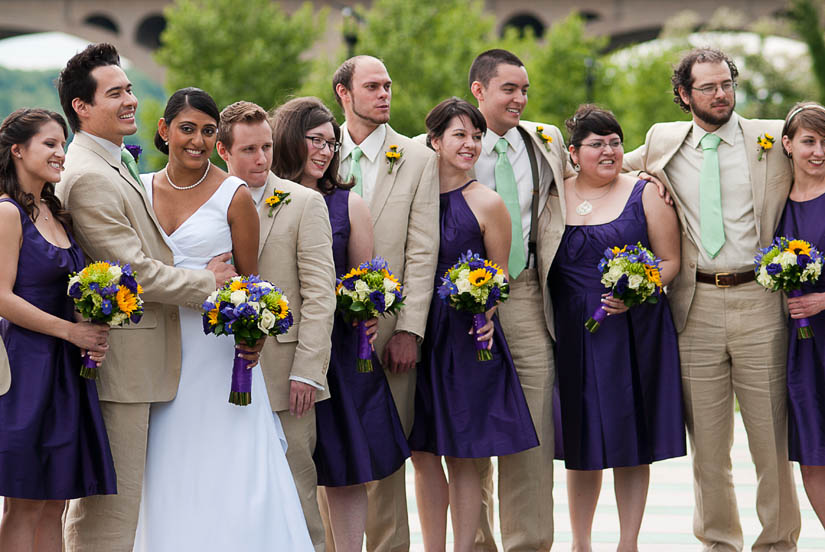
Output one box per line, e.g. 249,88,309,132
0,199,22,235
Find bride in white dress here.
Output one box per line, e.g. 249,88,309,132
132,88,313,551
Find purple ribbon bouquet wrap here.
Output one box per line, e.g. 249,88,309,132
585,243,663,333
336,257,405,372
754,237,824,340
437,251,509,361
67,261,144,379
202,275,293,405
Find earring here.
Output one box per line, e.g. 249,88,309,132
164,140,169,146
573,163,580,172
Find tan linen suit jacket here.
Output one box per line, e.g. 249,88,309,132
257,172,336,413
367,125,439,356
623,116,791,332
0,341,8,396
56,132,216,403
526,120,571,341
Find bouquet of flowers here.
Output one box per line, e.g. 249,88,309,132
754,237,824,339
437,250,509,361
67,261,144,379
336,257,405,372
585,243,663,333
202,276,293,405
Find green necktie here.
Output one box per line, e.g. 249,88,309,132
699,133,724,258
494,137,526,279
348,146,364,196
120,148,141,187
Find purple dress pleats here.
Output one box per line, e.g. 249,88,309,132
0,198,116,499
408,181,538,458
313,189,411,486
776,193,825,465
549,180,686,470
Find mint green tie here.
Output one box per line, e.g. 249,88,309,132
120,148,141,186
348,146,363,196
699,133,724,258
494,137,526,279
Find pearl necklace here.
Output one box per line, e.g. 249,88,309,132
572,179,614,216
165,160,211,191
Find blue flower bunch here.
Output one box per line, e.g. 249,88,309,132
437,250,509,314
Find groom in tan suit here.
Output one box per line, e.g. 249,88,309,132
468,49,570,552
217,101,336,552
623,48,800,552
331,55,438,552
55,44,235,551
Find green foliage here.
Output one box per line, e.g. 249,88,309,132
786,0,825,104
157,0,324,112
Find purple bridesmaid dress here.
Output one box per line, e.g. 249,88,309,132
549,180,686,470
313,188,410,486
776,193,825,465
408,181,538,458
0,198,116,499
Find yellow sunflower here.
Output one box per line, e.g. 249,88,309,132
116,285,138,315
786,239,811,256
468,268,492,287
207,307,219,327
229,279,248,292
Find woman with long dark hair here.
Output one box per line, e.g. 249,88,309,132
0,108,115,552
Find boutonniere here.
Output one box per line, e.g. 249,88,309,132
535,125,553,151
385,145,403,174
125,144,142,162
265,190,291,217
757,133,774,161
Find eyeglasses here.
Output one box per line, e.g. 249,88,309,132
580,139,623,150
692,82,737,97
305,136,341,153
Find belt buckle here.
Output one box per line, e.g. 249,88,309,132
714,272,732,288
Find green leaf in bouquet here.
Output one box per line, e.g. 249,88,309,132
351,302,366,312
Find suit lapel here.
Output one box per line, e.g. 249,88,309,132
739,118,767,240
647,124,692,230
257,173,286,257
368,126,405,223
521,122,567,226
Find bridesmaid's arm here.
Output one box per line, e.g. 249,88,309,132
346,192,374,269
227,184,260,277
641,180,680,285
0,201,108,353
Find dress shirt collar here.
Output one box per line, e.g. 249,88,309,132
688,111,740,149
79,130,123,163
248,182,267,206
341,123,387,163
481,125,522,156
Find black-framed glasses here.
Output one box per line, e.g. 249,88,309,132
305,135,341,153
581,139,623,150
692,82,737,97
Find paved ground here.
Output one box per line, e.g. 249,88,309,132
406,413,825,551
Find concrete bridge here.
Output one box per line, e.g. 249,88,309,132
0,0,790,82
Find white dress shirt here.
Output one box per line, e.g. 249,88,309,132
474,126,549,266
339,123,387,204
665,112,758,272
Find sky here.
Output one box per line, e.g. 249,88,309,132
0,32,131,70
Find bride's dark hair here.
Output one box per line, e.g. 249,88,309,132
0,108,71,226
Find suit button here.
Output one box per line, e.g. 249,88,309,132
170,312,178,321
689,263,695,269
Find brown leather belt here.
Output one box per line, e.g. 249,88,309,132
695,270,755,288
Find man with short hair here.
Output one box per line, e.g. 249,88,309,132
623,47,801,551
56,43,236,551
331,55,439,552
217,101,336,552
467,48,570,552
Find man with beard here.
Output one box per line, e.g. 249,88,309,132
328,55,438,552
624,48,801,551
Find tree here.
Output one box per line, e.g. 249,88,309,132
156,0,324,111
786,0,825,104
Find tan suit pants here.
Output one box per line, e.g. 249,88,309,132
64,401,150,552
681,281,799,552
360,366,415,552
476,270,555,551
278,407,325,552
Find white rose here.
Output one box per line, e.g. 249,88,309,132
383,278,397,292
384,292,395,307
456,277,472,294
607,264,624,281
493,272,505,285
258,309,276,332
207,290,219,304
67,275,81,294
354,280,370,294
628,274,644,289
248,301,261,313
107,264,122,280
230,290,247,306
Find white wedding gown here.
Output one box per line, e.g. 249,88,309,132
133,175,313,551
